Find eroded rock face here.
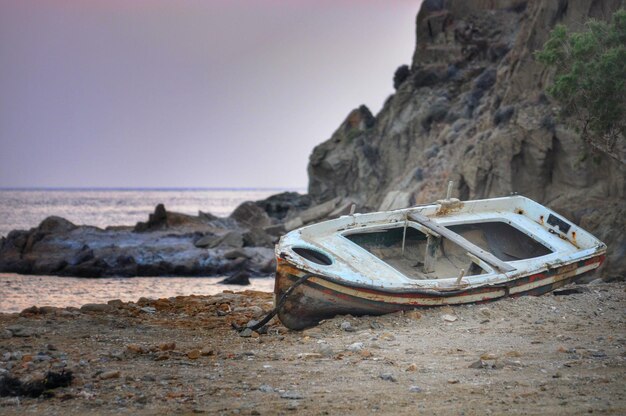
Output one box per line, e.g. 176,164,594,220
306,0,625,278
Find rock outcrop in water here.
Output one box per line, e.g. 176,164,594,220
0,204,280,278
306,0,625,279
0,192,323,278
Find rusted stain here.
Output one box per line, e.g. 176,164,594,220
435,199,464,216
553,230,579,248
273,255,605,330
558,263,578,274
539,215,544,225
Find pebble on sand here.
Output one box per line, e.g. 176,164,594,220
187,349,201,360
99,370,121,380
442,314,458,322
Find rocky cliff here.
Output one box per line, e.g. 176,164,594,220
1,0,623,280
307,0,625,279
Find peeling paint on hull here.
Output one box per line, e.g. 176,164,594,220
273,196,607,330
274,256,605,330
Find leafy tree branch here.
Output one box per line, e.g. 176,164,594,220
536,9,625,163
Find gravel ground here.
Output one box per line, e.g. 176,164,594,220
1,282,625,415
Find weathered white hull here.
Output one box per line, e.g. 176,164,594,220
274,196,607,330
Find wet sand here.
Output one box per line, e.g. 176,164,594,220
0,273,275,313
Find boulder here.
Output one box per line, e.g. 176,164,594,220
223,248,249,260
70,246,94,265
80,303,114,313
134,204,168,231
214,231,244,249
3,230,28,251
263,223,287,237
216,256,248,274
219,271,250,285
230,201,272,228
260,257,277,274
164,211,207,228
64,258,110,277
255,192,312,221
194,231,244,249
37,216,77,234
242,228,275,248
19,306,40,316
198,210,218,221
194,234,220,248
134,204,210,232
31,258,67,275
299,197,342,224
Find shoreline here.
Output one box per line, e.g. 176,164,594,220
0,273,275,314
1,281,624,414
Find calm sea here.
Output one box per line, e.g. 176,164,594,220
0,188,299,312
0,188,295,237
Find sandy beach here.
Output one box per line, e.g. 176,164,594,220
1,281,624,415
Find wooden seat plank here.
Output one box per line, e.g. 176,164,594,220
408,212,516,273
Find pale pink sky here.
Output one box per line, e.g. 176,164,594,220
0,0,421,188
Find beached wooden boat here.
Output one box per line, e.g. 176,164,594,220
273,195,606,330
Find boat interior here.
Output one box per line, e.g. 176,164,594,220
345,221,553,280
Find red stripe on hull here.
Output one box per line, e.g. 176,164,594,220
274,255,604,330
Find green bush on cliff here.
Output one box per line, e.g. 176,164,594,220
536,9,625,162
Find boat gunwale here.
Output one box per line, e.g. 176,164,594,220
277,196,607,290
276,252,605,298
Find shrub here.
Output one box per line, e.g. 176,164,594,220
393,65,411,90
536,9,626,163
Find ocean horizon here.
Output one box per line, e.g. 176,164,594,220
0,187,305,238
0,186,305,191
